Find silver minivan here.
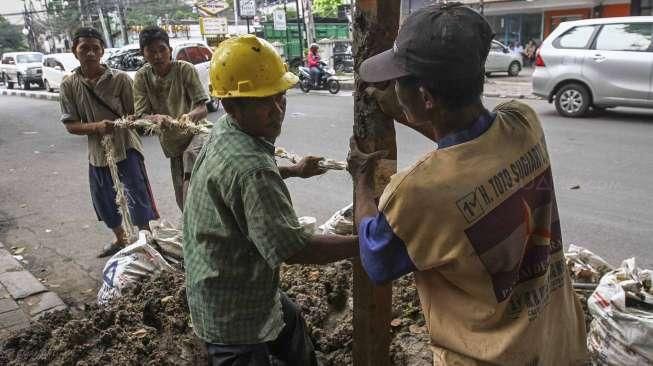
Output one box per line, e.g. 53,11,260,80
532,16,653,117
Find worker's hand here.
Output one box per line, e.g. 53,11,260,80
347,136,388,182
293,156,327,178
95,120,115,135
146,114,173,129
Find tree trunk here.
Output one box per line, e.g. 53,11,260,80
351,0,400,364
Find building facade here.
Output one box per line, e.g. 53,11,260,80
461,0,644,46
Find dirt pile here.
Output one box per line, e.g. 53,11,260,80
1,272,206,366
2,261,432,366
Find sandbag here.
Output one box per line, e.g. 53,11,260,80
98,231,174,305
319,204,354,235
587,258,653,365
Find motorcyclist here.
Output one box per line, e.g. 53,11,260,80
307,43,322,87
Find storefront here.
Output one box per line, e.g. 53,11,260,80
462,0,632,46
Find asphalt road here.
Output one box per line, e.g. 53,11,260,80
1,90,652,305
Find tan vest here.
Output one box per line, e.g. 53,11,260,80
380,101,589,365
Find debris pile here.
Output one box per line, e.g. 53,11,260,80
1,262,431,366
0,272,206,366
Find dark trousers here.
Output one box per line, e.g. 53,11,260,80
206,294,317,366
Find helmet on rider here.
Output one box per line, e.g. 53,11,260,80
310,43,319,50
210,34,298,98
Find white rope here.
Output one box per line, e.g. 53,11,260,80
102,115,347,242
101,136,137,242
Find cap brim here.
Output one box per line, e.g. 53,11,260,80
359,49,410,83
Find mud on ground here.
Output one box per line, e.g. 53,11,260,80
1,260,432,366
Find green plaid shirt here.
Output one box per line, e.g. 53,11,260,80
183,114,310,344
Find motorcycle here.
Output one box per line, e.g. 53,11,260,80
297,61,341,94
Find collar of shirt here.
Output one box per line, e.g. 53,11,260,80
73,64,114,87
436,112,497,149
223,114,276,156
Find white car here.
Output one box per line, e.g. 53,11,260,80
105,41,218,111
0,52,44,90
485,40,523,77
42,53,80,92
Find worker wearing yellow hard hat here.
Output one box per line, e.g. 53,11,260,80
210,34,298,99
183,34,359,365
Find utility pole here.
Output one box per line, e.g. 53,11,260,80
116,0,129,46
294,0,304,61
304,0,315,45
97,4,113,48
351,0,400,364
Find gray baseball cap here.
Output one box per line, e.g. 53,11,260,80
359,3,494,83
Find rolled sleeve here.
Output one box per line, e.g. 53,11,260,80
183,63,209,107
359,212,416,285
59,80,80,123
240,168,309,268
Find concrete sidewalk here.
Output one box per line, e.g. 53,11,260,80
0,241,66,339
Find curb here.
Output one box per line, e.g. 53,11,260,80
295,81,541,100
0,241,67,339
0,88,60,101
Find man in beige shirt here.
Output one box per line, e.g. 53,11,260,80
133,26,209,210
60,27,159,257
348,5,589,365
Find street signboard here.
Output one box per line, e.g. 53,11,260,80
273,9,286,31
195,0,229,17
238,0,256,19
200,17,229,35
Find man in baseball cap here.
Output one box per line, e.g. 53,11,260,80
348,3,589,364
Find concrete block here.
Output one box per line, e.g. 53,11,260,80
0,309,30,328
0,249,22,273
0,299,19,314
0,271,47,299
22,291,66,316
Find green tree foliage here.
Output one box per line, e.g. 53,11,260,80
126,0,198,27
44,2,81,39
312,0,341,18
0,15,27,54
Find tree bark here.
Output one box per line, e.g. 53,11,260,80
351,0,400,364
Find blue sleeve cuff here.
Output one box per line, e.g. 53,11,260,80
358,213,417,285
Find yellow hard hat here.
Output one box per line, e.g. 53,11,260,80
210,34,298,98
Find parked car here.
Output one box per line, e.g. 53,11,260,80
101,47,120,63
0,52,44,90
106,41,219,112
42,53,80,92
533,16,653,117
485,40,522,77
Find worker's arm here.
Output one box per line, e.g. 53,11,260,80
64,120,115,136
59,78,114,136
241,168,355,269
279,156,327,179
347,137,417,285
286,234,359,265
185,62,210,123
186,102,208,123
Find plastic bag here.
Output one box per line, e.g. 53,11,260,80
566,244,613,283
150,219,184,266
319,204,354,235
97,231,174,305
587,258,653,365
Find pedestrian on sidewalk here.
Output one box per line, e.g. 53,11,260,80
59,27,159,257
133,26,209,211
183,35,359,366
349,4,589,365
